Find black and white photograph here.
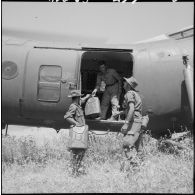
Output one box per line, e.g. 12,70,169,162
2,1,194,193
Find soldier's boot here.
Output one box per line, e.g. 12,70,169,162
125,147,141,167
120,148,134,172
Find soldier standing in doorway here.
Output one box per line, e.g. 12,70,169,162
92,61,122,121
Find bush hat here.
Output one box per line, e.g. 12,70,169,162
123,76,138,89
68,90,83,98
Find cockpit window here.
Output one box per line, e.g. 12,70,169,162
38,65,62,102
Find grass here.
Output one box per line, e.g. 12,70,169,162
2,130,194,193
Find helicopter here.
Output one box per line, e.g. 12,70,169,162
2,26,193,137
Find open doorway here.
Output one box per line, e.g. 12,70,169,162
80,50,134,120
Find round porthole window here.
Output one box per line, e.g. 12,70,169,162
2,61,18,80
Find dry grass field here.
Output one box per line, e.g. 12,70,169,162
2,126,194,193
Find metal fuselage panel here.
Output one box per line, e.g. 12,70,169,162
2,36,193,132
133,37,193,116
22,49,79,119
2,43,30,122
2,44,81,128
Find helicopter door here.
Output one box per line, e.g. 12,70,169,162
22,48,79,121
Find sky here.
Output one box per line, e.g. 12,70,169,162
2,2,194,44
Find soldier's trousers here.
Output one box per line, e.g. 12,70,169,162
122,122,143,158
70,148,86,175
100,83,121,119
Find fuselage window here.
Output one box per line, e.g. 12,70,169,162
37,65,62,102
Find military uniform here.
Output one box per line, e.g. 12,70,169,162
64,103,85,126
96,68,121,119
120,77,144,163
122,90,143,153
64,90,88,176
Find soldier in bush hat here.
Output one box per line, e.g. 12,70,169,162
120,76,143,166
123,77,139,92
64,89,90,176
65,90,89,126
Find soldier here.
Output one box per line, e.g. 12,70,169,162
92,61,122,121
64,90,90,176
120,76,143,164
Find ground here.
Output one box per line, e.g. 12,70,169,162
1,125,194,193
